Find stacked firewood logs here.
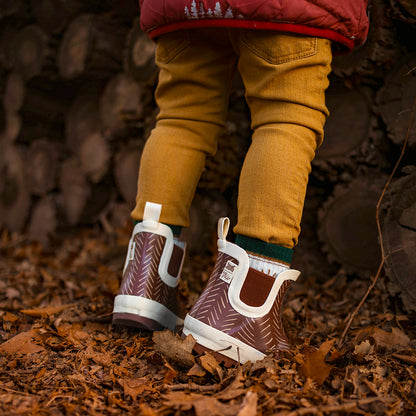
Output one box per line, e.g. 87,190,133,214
0,0,415,308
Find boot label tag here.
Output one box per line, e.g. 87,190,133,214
219,260,237,284
128,241,136,262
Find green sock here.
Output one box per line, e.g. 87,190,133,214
235,234,293,277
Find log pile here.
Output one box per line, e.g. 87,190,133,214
0,0,415,307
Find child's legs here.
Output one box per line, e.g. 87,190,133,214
234,32,332,248
132,29,236,226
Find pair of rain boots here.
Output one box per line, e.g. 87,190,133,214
113,202,300,365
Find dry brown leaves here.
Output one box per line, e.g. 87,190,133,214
1,226,416,415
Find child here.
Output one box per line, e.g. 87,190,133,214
113,0,370,364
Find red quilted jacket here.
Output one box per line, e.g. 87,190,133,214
139,0,369,50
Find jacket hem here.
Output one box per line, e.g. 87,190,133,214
146,19,355,50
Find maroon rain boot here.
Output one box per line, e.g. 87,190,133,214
182,218,300,364
113,202,185,331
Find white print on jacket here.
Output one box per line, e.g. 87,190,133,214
184,1,244,20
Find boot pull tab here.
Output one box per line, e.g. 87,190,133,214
142,202,162,230
217,217,230,249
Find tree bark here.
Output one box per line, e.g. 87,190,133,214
106,0,139,19
0,106,4,135
390,0,416,23
0,0,27,20
30,0,94,35
98,200,132,234
0,24,19,71
332,0,399,79
20,78,70,126
79,176,115,224
183,192,230,256
198,130,247,193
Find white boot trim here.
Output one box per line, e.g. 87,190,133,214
215,217,301,319
183,314,266,364
229,268,301,318
123,202,185,287
113,294,183,330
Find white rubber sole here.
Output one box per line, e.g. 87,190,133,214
182,314,265,364
113,295,183,330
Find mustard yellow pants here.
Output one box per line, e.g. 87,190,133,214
132,28,332,249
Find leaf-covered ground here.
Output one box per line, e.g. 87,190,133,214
1,224,415,415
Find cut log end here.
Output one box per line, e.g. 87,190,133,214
58,15,92,79
3,72,25,113
78,131,111,183
318,178,386,272
123,19,157,83
316,82,372,160
377,54,416,150
0,145,31,232
59,158,91,226
113,141,141,206
11,25,56,80
27,138,62,196
382,171,416,312
58,14,125,80
27,194,58,247
31,0,90,35
99,73,144,139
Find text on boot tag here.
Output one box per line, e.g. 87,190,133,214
127,241,136,262
219,260,238,284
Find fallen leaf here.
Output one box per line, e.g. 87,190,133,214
354,339,374,355
21,304,75,318
300,339,335,385
2,311,19,323
215,367,246,400
153,330,196,366
199,352,223,381
118,377,156,400
194,396,239,416
162,391,201,412
163,362,178,384
0,330,46,355
137,403,158,416
237,390,258,416
392,352,416,366
371,327,410,349
163,392,239,416
187,363,207,377
249,355,276,374
5,287,20,299
263,377,279,391
56,322,90,347
82,346,113,367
